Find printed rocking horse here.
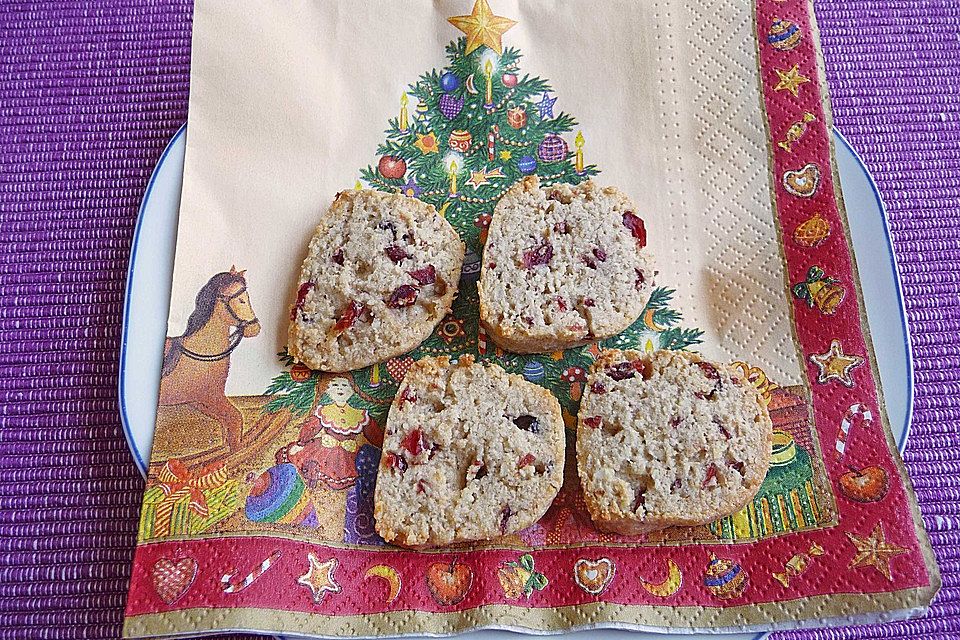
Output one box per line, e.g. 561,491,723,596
159,267,261,450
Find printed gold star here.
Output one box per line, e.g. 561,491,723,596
775,64,810,97
467,170,490,189
466,166,505,188
499,149,512,161
448,0,517,55
414,132,439,155
298,554,342,604
847,522,909,581
809,339,864,387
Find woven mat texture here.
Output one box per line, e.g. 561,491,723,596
0,1,956,638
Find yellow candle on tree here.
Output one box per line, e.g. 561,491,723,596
484,59,493,107
399,93,409,132
575,130,585,174
449,161,458,195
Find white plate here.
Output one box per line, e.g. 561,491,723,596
118,126,912,640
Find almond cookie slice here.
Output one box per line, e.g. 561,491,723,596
577,349,773,535
288,190,464,372
374,356,564,548
478,176,654,353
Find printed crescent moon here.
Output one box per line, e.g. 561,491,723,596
465,73,478,94
643,308,667,332
640,559,682,598
364,564,402,603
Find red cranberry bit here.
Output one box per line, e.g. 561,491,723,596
584,416,602,429
633,358,654,379
582,297,596,307
713,416,732,439
606,362,637,381
696,361,720,380
292,282,315,320
631,486,646,512
702,463,719,488
553,220,570,234
547,189,564,201
401,428,426,457
590,382,607,394
512,415,541,433
522,241,553,269
592,247,608,262
333,299,365,333
622,211,647,248
671,478,683,491
581,254,598,269
487,262,497,270
385,244,409,264
408,264,436,285
499,505,513,533
332,249,345,265
518,453,536,468
474,462,488,480
556,296,568,312
634,268,646,290
385,452,408,473
416,479,428,494
669,416,681,428
396,386,418,410
729,460,746,475
387,285,418,308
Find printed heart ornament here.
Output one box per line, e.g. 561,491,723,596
573,557,615,595
386,356,415,383
151,557,199,604
783,163,821,198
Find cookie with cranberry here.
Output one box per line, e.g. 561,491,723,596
577,349,773,535
374,356,564,548
478,176,654,353
288,190,464,372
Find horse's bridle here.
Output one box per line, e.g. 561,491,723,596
179,287,258,362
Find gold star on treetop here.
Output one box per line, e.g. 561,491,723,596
847,522,909,581
448,0,517,55
298,554,342,604
809,339,864,387
775,64,810,98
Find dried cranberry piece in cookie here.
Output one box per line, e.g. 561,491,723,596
553,220,571,234
332,299,365,334
518,453,536,468
396,386,418,410
634,268,646,290
401,428,428,458
522,241,553,269
701,463,719,488
592,247,608,262
408,264,437,285
622,211,647,248
385,244,409,264
582,297,596,307
387,285,419,308
292,282,315,320
584,416,602,429
606,362,636,381
331,249,344,265
384,451,408,473
590,382,607,394
555,296,568,312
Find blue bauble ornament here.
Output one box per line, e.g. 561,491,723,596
518,155,537,175
523,361,545,382
440,72,461,92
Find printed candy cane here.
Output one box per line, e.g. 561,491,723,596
835,403,873,461
221,549,282,594
488,125,498,162
478,324,488,355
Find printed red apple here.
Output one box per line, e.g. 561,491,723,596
839,465,889,503
426,559,473,606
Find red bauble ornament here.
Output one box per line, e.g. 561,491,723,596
501,73,518,88
290,364,312,382
378,155,406,179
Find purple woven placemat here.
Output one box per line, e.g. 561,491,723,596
0,1,956,638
